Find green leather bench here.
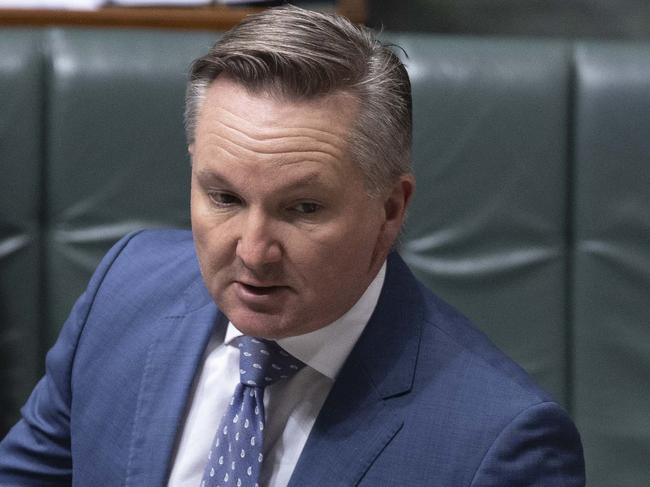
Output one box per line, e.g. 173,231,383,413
1,28,648,487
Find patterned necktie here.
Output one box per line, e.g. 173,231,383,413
201,336,305,487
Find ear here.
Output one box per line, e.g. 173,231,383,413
188,144,195,156
379,174,415,249
384,174,414,224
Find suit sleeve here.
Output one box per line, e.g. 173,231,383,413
0,232,143,486
470,401,586,486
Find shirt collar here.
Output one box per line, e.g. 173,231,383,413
225,261,386,381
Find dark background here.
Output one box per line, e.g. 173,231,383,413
298,0,650,39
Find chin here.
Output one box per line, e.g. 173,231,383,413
224,309,294,340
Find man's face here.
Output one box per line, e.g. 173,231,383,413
190,78,412,339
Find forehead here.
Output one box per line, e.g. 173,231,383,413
196,77,359,137
192,78,364,182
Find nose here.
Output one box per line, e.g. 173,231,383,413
235,208,282,270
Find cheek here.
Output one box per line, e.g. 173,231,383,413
292,216,380,279
191,217,235,281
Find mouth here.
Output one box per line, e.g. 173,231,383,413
236,281,289,297
239,282,283,295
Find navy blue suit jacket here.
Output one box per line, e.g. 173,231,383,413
0,230,585,485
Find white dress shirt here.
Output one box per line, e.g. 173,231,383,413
168,262,386,487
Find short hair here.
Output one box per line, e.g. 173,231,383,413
185,5,412,196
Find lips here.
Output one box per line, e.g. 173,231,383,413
239,282,284,295
233,279,291,300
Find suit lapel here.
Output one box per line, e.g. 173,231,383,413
289,253,424,486
125,279,225,486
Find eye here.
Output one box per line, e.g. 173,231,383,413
292,202,322,214
207,191,241,208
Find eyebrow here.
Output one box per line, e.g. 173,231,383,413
195,170,231,187
195,169,325,191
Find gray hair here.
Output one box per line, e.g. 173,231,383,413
185,5,412,196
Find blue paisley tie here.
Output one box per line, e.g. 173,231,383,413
201,336,305,487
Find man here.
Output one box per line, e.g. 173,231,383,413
0,6,584,486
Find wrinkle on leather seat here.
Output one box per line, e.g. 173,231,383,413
402,246,563,278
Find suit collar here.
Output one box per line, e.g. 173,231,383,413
125,279,224,486
352,252,423,399
182,269,215,312
289,252,424,486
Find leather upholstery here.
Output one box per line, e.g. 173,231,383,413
573,41,650,487
0,28,648,487
0,30,43,434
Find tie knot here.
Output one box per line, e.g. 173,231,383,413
234,336,304,388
